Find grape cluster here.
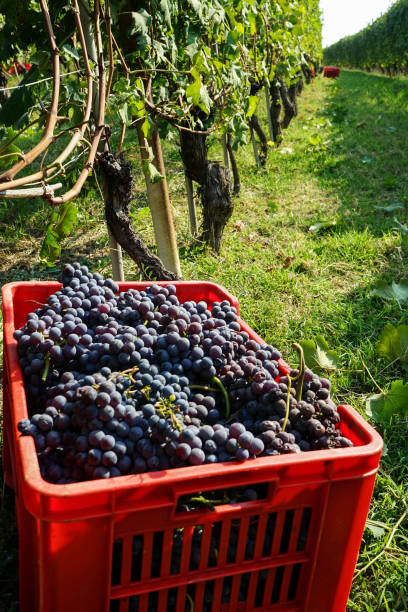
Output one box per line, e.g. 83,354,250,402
15,262,352,484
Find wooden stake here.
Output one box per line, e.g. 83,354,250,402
222,134,229,169
264,85,274,141
108,228,125,281
136,121,181,277
250,125,261,168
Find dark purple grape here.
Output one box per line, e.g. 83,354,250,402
189,448,205,465
229,423,246,439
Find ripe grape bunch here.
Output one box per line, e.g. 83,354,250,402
15,263,353,484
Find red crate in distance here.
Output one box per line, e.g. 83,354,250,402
2,281,383,612
324,66,340,78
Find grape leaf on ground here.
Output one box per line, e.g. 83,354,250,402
374,203,403,213
366,380,408,422
393,217,408,234
365,521,386,538
370,280,408,303
299,335,339,371
308,220,337,233
376,323,408,370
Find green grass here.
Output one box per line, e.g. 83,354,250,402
1,70,408,610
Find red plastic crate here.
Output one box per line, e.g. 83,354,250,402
4,62,32,74
2,281,383,612
324,66,340,79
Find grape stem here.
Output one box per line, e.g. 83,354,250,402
292,342,306,402
189,384,218,392
282,375,292,432
185,495,217,510
41,355,51,382
186,592,195,611
282,343,306,431
357,349,385,394
211,376,230,418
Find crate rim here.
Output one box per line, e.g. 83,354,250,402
2,280,383,507
13,403,383,499
1,279,241,307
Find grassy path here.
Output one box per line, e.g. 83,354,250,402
1,70,408,610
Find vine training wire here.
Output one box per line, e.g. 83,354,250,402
0,57,124,93
0,68,85,92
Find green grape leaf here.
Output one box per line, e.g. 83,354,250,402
144,161,164,184
186,76,202,106
52,202,78,239
245,95,259,118
39,228,60,265
185,41,200,59
376,323,408,368
299,336,339,371
199,84,211,113
62,44,80,61
159,0,172,28
366,380,408,422
39,203,78,265
0,127,22,169
370,280,408,303
141,116,153,138
118,103,128,125
129,9,151,36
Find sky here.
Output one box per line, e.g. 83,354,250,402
320,0,396,48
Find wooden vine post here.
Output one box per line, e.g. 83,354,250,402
264,85,274,142
222,134,229,170
250,125,261,167
136,120,181,277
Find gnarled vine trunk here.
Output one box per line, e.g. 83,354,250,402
98,151,179,281
249,115,268,164
280,81,296,129
180,130,232,253
288,82,299,118
249,79,268,164
302,63,312,84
